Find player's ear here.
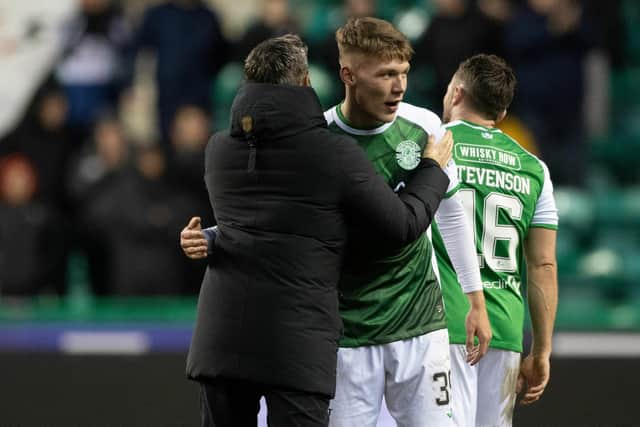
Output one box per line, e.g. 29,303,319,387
496,109,507,124
453,85,465,106
340,66,355,86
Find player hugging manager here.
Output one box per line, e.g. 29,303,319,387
185,34,454,427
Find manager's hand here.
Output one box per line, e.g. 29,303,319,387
423,130,453,168
180,216,208,259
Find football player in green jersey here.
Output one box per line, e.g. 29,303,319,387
321,18,491,427
181,19,492,426
433,54,559,427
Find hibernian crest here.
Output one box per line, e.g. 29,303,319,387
395,140,421,170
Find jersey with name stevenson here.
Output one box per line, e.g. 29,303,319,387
432,120,558,352
324,102,458,348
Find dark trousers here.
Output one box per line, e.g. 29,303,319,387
199,378,330,427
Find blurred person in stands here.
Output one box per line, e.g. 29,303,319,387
56,0,131,142
68,116,129,295
0,155,66,296
0,79,71,213
413,0,505,110
0,80,72,296
312,0,377,73
504,0,594,187
166,105,213,225
235,0,299,61
184,34,454,426
128,0,229,141
82,144,202,295
68,115,129,202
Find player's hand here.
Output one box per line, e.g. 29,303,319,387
517,354,550,405
422,130,453,169
464,290,492,365
180,216,208,259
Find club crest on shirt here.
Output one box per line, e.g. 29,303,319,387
395,140,421,170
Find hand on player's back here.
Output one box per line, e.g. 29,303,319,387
180,216,208,259
422,130,453,168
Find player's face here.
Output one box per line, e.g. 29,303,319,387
351,56,409,124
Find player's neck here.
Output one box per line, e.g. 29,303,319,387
451,110,495,129
340,95,386,130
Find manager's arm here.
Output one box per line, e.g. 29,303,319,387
341,132,452,247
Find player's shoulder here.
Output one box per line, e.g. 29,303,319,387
396,102,442,133
498,129,549,177
448,120,548,176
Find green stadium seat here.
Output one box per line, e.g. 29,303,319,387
554,187,595,232
556,287,614,330
212,62,244,111
308,63,339,108
622,0,640,65
592,187,640,227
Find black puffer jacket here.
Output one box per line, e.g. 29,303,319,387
186,82,449,396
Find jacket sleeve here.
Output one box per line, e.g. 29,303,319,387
339,139,449,247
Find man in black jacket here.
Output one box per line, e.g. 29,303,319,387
185,34,452,427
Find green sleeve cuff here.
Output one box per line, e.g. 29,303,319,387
530,223,558,230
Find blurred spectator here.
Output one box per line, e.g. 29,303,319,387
68,115,129,202
68,116,130,295
235,0,299,61
81,145,206,295
505,0,595,187
129,0,229,141
166,105,213,225
582,0,625,137
0,155,66,296
312,0,378,73
0,79,72,213
56,0,131,140
413,0,505,110
583,0,625,69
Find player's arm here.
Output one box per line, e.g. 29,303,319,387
518,161,558,405
518,227,557,405
341,132,452,246
435,187,492,365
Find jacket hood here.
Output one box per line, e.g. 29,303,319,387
229,82,327,143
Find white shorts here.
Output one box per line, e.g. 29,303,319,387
329,329,453,427
449,345,521,427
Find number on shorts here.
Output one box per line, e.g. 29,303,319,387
433,371,451,406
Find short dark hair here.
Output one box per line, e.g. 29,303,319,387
244,34,309,86
455,54,516,120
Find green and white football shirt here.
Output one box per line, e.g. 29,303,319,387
325,102,459,347
432,120,558,353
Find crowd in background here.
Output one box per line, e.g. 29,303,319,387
0,0,630,297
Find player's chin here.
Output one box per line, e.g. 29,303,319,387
375,110,397,123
